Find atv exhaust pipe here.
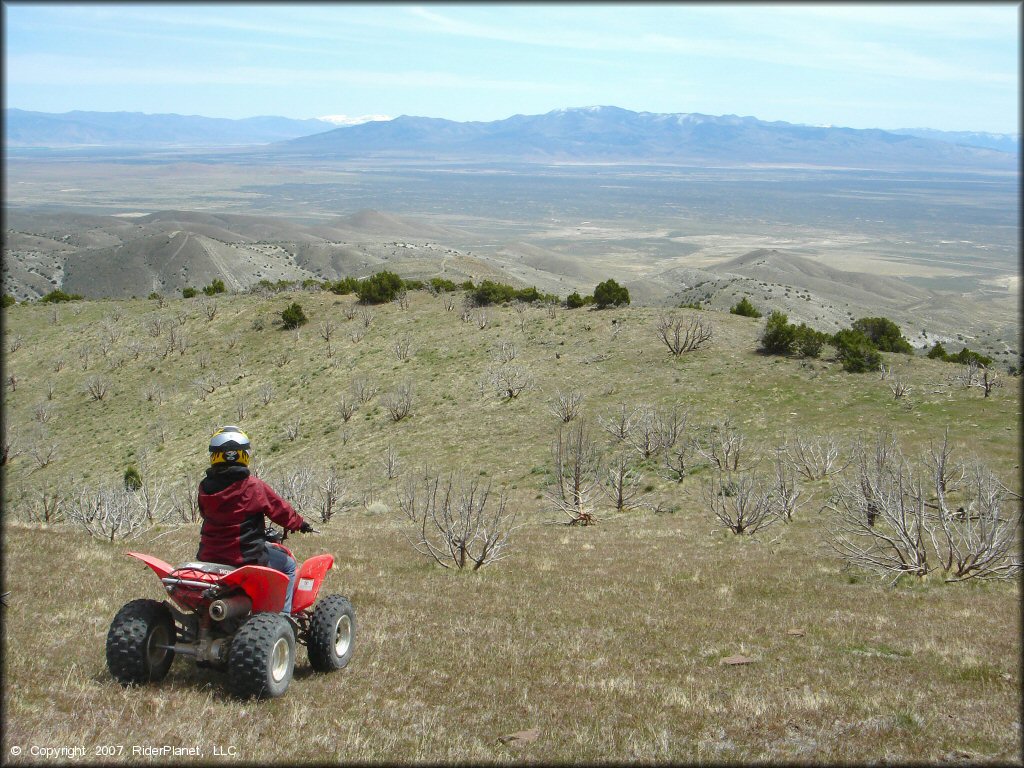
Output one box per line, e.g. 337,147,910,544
209,594,253,622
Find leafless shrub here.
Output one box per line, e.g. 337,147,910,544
2,423,22,466
398,472,519,570
85,375,112,401
6,373,19,392
141,382,165,405
283,416,302,441
628,406,665,459
704,471,780,535
235,397,247,421
100,316,122,344
29,434,59,471
926,428,964,496
384,381,414,421
8,334,24,353
319,318,337,343
198,297,218,321
50,307,60,324
695,419,751,472
191,374,221,401
235,353,251,379
599,403,636,442
656,314,713,356
271,467,316,512
196,350,212,370
396,289,410,310
125,339,144,360
605,451,645,512
259,382,274,405
349,325,366,343
890,377,912,399
770,449,804,522
476,309,489,330
513,302,529,333
224,332,240,350
342,302,357,321
878,364,892,380
381,444,402,479
443,293,456,312
175,307,191,326
547,420,601,525
548,389,584,423
98,336,115,359
171,474,202,523
661,436,697,483
146,315,165,337
33,402,52,424
351,377,377,404
358,307,375,328
45,380,56,401
77,343,91,370
488,362,533,400
53,357,65,373
976,367,1001,398
826,441,933,583
393,335,415,362
494,339,517,364
546,300,558,319
460,307,473,323
66,484,164,541
785,434,848,481
931,464,1021,582
338,396,355,422
315,466,347,523
22,477,70,524
274,350,292,368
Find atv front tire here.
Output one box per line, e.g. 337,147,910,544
227,612,295,699
307,595,356,672
106,599,176,685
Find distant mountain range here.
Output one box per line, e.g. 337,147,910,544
3,108,336,147
4,106,1017,170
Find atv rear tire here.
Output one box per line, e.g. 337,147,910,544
227,612,295,699
307,595,355,672
106,599,176,685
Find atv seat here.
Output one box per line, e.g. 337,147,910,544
173,561,236,576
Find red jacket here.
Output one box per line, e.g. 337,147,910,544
197,466,305,567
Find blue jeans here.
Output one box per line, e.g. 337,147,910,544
265,543,297,614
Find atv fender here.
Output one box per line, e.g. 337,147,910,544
219,565,290,613
126,552,175,581
291,554,335,613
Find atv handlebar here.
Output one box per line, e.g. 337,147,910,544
265,523,318,543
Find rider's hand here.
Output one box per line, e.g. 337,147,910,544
299,521,314,534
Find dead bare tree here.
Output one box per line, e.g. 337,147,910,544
599,403,636,442
704,470,780,535
476,309,489,330
396,289,410,310
393,335,414,362
2,423,22,466
338,396,355,423
381,444,402,479
384,381,414,421
66,484,164,542
548,389,584,423
23,477,69,523
493,339,518,364
656,314,713,356
342,302,357,321
33,402,52,424
827,455,933,584
283,416,302,441
170,475,202,524
397,472,519,570
889,377,912,399
259,382,274,405
85,375,112,401
513,302,529,333
351,377,377,404
628,406,664,459
930,464,1021,582
976,366,1001,398
358,307,374,328
319,319,337,357
770,449,804,522
785,434,848,481
547,420,601,525
695,419,751,472
316,466,347,523
489,362,533,400
235,396,247,421
8,334,24,353
443,293,456,312
605,451,645,512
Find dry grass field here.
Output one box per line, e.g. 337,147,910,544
2,289,1021,764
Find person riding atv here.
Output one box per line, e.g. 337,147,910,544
198,426,313,613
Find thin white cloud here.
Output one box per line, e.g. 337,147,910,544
5,53,562,93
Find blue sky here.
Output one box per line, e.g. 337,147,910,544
3,2,1020,133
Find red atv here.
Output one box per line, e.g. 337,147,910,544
106,526,355,699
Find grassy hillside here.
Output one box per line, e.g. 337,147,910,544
1,290,1020,764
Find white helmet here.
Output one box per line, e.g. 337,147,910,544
209,425,251,466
